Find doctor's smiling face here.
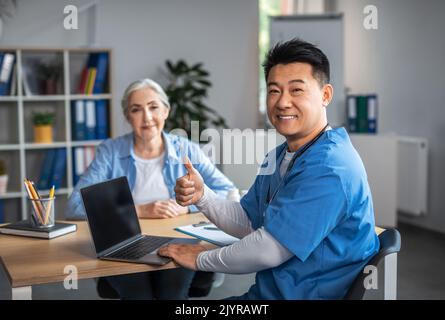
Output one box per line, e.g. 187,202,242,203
264,39,333,152
266,62,333,152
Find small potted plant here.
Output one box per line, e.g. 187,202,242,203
32,111,55,143
0,159,8,194
36,59,62,95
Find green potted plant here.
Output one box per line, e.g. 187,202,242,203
32,111,56,143
0,159,8,194
164,60,228,137
35,59,62,95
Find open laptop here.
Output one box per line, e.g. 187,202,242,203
80,176,198,265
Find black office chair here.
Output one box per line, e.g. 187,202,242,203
344,228,401,300
188,271,216,297
96,277,120,299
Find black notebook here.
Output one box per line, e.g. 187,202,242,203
0,220,77,239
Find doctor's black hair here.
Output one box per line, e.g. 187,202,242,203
263,38,330,88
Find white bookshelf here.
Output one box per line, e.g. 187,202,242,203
0,48,113,222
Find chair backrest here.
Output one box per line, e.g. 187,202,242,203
344,228,401,300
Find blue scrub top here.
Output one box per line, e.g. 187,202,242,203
240,127,380,299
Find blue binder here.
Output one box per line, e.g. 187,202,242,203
95,100,108,139
71,100,86,141
72,147,83,186
0,53,15,96
367,95,378,133
93,53,108,94
347,95,357,133
85,100,96,140
38,149,57,190
50,149,67,189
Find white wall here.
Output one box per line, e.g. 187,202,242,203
335,0,445,233
0,0,259,135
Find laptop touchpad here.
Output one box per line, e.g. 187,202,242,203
139,254,171,265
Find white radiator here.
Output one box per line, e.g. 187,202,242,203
397,136,428,216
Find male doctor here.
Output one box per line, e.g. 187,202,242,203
159,38,379,299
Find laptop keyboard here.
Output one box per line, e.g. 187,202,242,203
107,236,173,260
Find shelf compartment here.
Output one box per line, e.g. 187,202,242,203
21,51,65,96
0,198,22,223
0,102,19,144
0,150,22,194
0,50,18,98
25,148,68,191
23,100,66,143
69,51,110,95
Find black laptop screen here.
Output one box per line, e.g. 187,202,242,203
80,176,141,253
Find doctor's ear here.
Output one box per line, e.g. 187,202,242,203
321,84,333,107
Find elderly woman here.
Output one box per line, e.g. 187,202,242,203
66,78,234,299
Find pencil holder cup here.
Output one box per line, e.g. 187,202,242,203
29,196,55,228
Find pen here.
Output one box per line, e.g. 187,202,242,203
192,221,212,227
203,227,219,231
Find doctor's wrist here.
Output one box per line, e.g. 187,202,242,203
195,184,215,210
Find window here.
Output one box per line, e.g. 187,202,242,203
258,0,294,126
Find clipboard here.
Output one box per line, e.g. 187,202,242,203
175,222,239,247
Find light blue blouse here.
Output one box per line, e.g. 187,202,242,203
66,131,234,220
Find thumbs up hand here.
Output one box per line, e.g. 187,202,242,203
174,156,204,206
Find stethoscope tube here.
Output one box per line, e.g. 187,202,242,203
265,123,330,206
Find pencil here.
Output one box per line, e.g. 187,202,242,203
43,186,55,225
27,180,46,222
23,179,44,224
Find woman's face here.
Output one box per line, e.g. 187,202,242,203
126,87,169,143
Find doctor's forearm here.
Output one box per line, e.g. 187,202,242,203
195,185,253,239
196,227,293,274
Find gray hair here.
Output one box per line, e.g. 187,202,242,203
121,78,170,116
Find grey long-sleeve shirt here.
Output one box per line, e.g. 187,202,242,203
195,151,297,274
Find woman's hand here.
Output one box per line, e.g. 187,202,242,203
136,199,188,219
175,156,204,206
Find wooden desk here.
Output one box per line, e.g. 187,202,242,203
0,213,209,299
0,213,388,300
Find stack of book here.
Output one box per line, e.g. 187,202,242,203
0,220,77,239
347,94,378,133
78,52,109,94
